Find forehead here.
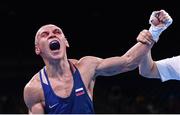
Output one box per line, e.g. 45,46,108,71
38,25,62,33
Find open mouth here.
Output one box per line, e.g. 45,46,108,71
49,40,60,51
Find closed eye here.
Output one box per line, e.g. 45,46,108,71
53,29,62,35
40,31,49,38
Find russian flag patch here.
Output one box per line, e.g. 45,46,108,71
75,87,85,96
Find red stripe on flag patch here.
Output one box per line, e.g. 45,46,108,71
75,87,85,96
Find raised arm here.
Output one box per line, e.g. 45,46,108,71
138,50,161,79
138,9,173,79
94,29,155,77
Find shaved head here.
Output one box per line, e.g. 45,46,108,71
34,24,63,45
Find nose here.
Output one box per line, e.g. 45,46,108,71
48,35,56,39
48,32,57,39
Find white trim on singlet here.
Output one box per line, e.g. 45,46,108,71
40,66,48,85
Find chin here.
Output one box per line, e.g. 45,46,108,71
51,53,65,60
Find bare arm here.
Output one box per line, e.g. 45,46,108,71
23,79,45,114
95,30,154,76
138,9,173,79
28,103,44,114
139,50,161,79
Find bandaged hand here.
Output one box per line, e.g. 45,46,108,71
149,10,173,42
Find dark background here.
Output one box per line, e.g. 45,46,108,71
0,0,180,113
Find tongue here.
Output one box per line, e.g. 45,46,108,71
49,40,60,51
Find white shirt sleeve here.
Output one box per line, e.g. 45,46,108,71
155,56,180,82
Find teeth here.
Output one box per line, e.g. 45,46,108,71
49,40,60,51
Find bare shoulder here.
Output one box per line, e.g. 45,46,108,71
23,73,43,109
69,56,103,67
68,59,79,65
78,56,103,65
73,56,103,73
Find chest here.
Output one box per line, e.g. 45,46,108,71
49,77,74,98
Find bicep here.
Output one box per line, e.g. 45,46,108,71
145,62,161,79
24,94,44,114
96,56,130,76
138,51,161,79
79,56,129,77
30,103,44,114
23,83,44,114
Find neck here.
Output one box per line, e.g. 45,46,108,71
44,57,71,78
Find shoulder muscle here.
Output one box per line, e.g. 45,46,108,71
23,74,43,111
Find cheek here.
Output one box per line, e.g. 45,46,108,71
61,42,67,50
39,41,48,50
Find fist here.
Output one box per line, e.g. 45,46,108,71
148,9,173,42
137,29,153,45
149,9,172,27
150,12,160,26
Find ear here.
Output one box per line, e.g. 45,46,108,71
35,45,40,55
64,38,69,47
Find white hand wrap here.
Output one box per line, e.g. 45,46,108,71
149,11,173,42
